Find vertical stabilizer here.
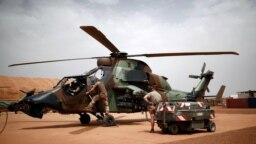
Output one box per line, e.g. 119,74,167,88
215,85,226,103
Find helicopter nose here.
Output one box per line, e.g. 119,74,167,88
28,91,61,110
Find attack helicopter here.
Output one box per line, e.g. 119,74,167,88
2,26,238,126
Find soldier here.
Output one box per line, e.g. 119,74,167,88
144,86,163,133
84,79,109,115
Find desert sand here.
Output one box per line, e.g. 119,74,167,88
0,107,256,144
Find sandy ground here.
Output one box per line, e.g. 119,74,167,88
0,107,256,144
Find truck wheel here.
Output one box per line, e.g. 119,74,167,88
207,121,216,132
161,128,168,134
168,123,179,134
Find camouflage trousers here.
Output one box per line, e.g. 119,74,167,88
91,92,109,113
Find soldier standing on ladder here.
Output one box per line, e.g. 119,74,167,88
84,78,109,115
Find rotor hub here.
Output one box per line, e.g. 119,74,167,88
110,52,128,58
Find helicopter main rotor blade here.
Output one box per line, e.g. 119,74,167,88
201,62,206,74
128,51,239,57
8,57,103,67
189,75,200,79
80,26,120,53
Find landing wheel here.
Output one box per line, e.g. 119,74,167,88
103,114,116,126
79,113,91,124
168,123,179,135
207,121,216,132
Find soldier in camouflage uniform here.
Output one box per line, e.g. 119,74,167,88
84,79,109,115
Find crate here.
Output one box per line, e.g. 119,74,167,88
226,98,248,108
248,98,256,108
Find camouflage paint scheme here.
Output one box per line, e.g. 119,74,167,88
5,56,212,119
1,26,236,125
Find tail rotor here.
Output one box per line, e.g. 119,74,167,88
189,63,214,100
189,62,206,79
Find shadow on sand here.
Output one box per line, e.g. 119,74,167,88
21,115,148,135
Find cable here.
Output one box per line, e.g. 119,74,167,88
0,111,8,134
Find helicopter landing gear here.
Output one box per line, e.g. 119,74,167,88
79,113,91,124
79,112,116,126
103,114,116,126
91,112,104,121
91,112,116,126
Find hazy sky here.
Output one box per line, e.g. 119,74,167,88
0,0,255,96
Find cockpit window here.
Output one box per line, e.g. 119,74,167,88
94,68,104,80
54,66,111,96
86,66,111,84
54,77,86,96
